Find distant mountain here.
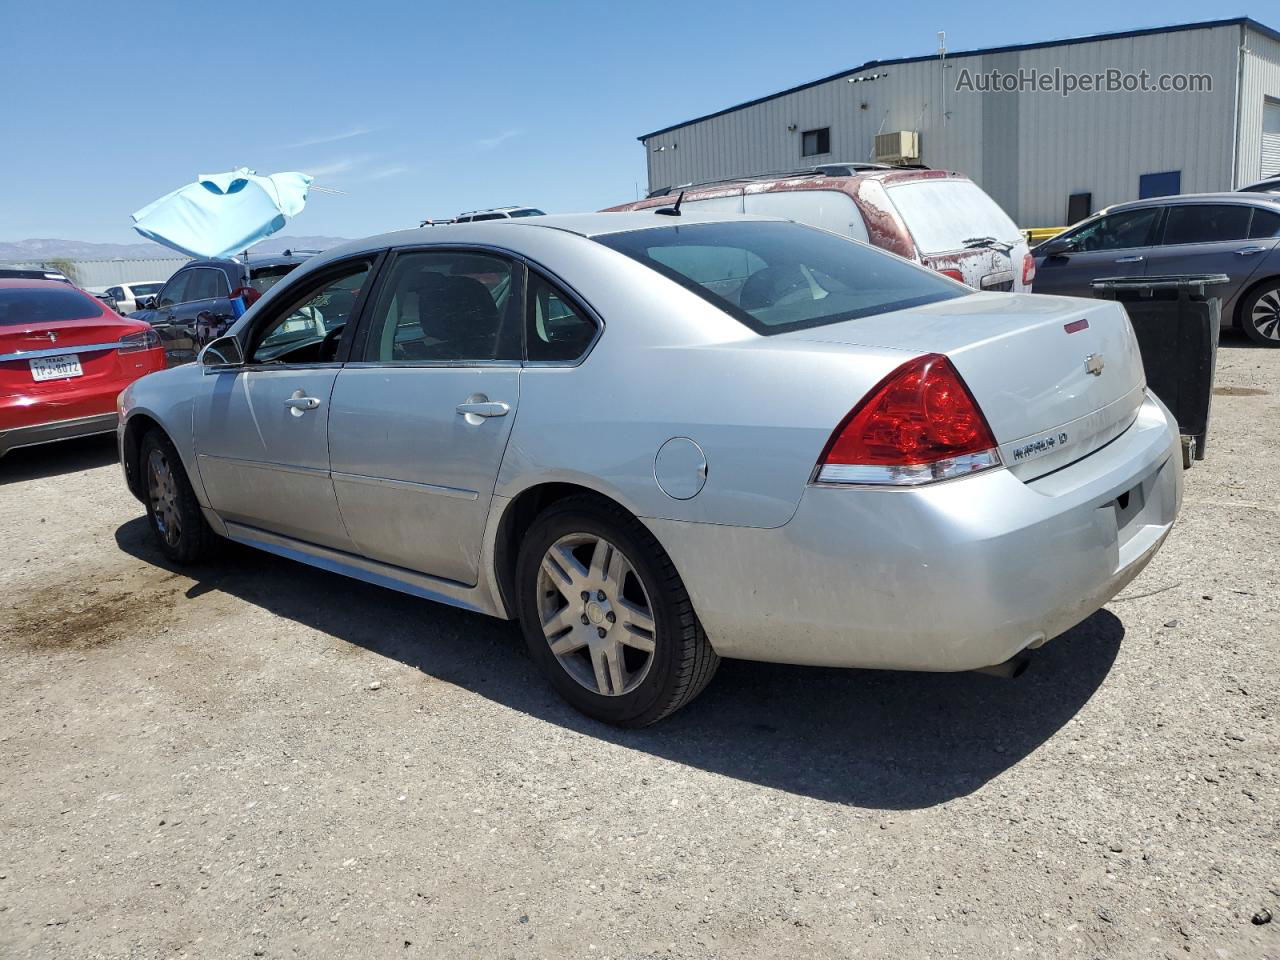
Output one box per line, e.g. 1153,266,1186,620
0,235,352,262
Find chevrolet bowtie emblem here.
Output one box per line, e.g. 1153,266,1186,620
1085,353,1104,376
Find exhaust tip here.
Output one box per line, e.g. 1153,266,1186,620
972,650,1033,679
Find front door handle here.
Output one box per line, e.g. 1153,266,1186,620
284,389,322,416
1114,255,1145,263
1235,245,1266,256
456,401,510,418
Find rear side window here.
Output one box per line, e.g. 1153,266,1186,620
0,287,102,326
887,179,1021,254
1161,204,1251,245
526,274,597,361
596,220,964,336
1250,208,1280,239
249,264,298,294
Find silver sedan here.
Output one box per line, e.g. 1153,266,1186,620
117,212,1182,726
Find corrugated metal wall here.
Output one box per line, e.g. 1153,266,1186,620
0,258,190,288
1238,26,1280,183
644,24,1255,227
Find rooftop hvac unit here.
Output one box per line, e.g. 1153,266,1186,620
874,131,919,164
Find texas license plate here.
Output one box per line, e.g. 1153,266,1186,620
29,354,84,381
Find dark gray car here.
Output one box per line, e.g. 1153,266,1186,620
1032,193,1280,345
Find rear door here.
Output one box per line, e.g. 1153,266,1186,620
328,248,524,585
1032,206,1160,297
1140,203,1277,308
193,258,376,550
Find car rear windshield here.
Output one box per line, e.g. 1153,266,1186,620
131,282,163,297
887,179,1022,255
594,220,965,335
249,263,299,294
0,287,102,326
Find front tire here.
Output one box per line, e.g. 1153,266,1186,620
140,430,216,564
515,495,719,727
1240,281,1280,346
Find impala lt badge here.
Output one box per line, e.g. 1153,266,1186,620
1085,353,1104,376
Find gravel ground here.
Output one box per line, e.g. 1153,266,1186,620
1,336,1277,960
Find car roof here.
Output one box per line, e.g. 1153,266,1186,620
0,278,95,291
1103,192,1280,213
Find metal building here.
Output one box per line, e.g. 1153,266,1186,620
639,17,1280,228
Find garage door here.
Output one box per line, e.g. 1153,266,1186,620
1263,97,1280,177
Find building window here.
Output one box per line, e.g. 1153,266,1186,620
1138,170,1181,200
801,127,830,157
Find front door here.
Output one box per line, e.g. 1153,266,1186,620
1033,206,1161,297
194,259,376,550
328,248,524,585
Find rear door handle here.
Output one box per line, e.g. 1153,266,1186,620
1235,245,1266,256
455,401,510,418
1114,255,1145,263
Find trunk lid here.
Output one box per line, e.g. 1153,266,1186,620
783,292,1147,479
0,317,134,394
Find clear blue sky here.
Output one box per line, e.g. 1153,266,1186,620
0,0,1259,243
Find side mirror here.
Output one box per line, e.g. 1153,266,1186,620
1040,237,1077,257
137,296,157,310
200,335,245,369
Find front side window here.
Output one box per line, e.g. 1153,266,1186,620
157,270,191,307
1066,208,1161,252
251,263,371,363
1161,204,1252,245
527,274,596,362
596,220,965,336
361,250,520,363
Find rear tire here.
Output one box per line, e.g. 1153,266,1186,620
140,430,216,565
515,495,719,727
1239,281,1280,346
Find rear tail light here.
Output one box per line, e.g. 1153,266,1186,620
1021,253,1036,286
938,268,966,284
119,327,162,353
815,353,1001,486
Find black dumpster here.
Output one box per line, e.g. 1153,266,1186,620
1089,274,1227,469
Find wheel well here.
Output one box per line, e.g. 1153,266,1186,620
493,482,631,614
1232,274,1280,329
121,414,163,503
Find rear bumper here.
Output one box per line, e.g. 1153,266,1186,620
647,390,1182,671
0,411,119,458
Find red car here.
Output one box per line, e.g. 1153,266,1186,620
1,280,166,458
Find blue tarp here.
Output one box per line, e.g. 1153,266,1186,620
131,168,313,259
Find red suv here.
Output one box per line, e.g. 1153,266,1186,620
606,166,1034,292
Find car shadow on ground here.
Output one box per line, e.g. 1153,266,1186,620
115,516,1122,810
0,434,118,485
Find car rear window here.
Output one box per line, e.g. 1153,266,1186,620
887,179,1021,255
0,287,102,326
131,282,163,297
595,220,964,335
248,263,299,294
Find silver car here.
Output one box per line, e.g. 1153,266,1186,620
118,212,1182,726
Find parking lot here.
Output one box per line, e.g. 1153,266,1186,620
0,337,1275,959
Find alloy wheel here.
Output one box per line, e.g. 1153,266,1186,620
1252,288,1280,341
146,448,182,548
536,533,657,696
